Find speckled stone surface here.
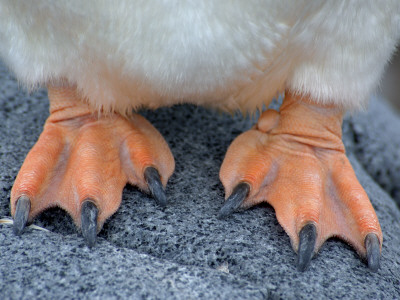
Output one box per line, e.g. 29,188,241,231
1,61,400,299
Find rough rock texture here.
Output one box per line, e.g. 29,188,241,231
1,61,400,299
345,98,400,206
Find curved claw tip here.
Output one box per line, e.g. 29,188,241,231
144,167,167,207
365,233,380,272
13,196,31,236
297,223,317,272
218,182,250,219
81,200,98,248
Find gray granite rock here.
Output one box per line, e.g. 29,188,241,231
1,61,400,299
344,96,400,207
0,230,269,299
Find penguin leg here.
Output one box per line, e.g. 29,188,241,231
219,91,382,272
10,86,174,246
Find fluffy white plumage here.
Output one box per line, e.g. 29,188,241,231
0,0,399,114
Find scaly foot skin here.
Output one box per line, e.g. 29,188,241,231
11,86,175,246
219,92,382,272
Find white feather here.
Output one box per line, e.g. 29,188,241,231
0,0,399,113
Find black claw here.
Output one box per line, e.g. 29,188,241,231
218,182,250,219
297,223,317,272
144,167,167,207
13,196,31,236
365,233,380,272
81,200,98,248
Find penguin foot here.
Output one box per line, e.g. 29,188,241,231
219,91,382,271
10,86,174,246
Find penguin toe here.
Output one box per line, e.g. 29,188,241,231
11,86,175,242
219,92,382,271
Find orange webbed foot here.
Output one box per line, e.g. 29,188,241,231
219,92,382,272
11,86,174,246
